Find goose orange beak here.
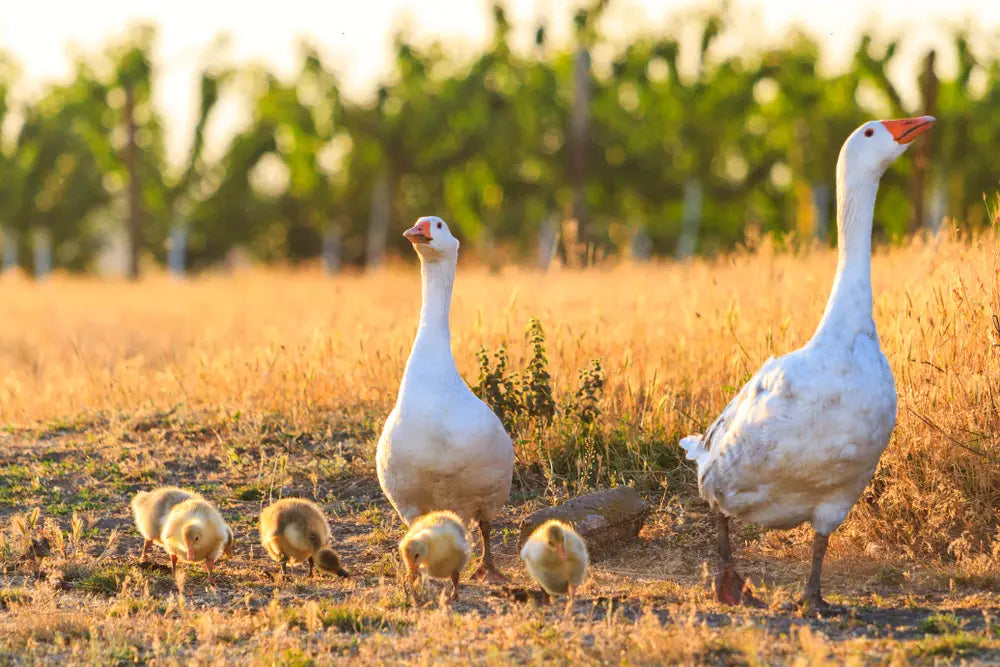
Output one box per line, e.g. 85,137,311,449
881,116,935,144
403,219,432,244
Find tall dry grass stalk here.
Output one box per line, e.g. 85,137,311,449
1,226,998,560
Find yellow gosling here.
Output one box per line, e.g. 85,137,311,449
519,520,589,604
399,511,470,600
259,498,349,578
131,486,195,562
161,497,234,583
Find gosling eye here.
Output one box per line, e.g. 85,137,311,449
864,128,874,138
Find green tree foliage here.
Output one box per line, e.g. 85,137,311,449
0,7,997,274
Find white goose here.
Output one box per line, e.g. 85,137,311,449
681,116,935,612
377,216,515,582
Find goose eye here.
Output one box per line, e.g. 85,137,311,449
864,128,874,138
436,222,442,229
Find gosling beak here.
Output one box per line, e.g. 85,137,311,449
187,548,196,561
335,566,350,578
555,543,566,562
881,115,935,144
403,219,432,244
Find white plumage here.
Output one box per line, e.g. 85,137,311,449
377,216,514,582
681,116,935,611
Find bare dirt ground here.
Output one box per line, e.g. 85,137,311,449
2,418,998,665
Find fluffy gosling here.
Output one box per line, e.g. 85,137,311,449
131,486,195,562
399,511,470,600
520,520,589,603
259,498,349,578
161,497,234,583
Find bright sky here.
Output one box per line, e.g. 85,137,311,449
1,0,997,165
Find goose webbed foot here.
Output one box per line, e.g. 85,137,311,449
472,563,508,585
715,564,766,608
791,593,847,617
473,518,508,584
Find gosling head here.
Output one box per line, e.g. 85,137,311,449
182,523,204,561
401,535,430,572
316,549,350,578
543,522,567,562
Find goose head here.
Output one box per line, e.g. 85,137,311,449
839,116,935,181
403,216,459,261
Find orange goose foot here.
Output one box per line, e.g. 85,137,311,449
715,564,766,608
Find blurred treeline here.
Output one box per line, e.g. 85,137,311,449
0,4,997,277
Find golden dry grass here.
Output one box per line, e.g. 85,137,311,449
1,226,999,664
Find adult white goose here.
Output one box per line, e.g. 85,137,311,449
377,216,514,582
681,116,935,613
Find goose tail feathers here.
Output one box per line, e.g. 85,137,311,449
680,435,709,469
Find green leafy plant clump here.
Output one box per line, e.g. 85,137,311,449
474,317,605,430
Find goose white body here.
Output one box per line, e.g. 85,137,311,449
376,217,514,528
682,331,896,535
680,118,933,543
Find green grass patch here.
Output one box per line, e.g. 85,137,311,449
285,602,408,634
0,589,29,610
908,633,985,660
62,563,130,596
235,484,263,501
277,648,315,667
919,613,963,635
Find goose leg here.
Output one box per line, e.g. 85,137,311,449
472,519,507,584
139,539,152,563
797,531,845,615
714,513,765,608
405,571,421,603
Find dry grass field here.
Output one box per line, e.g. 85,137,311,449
1,226,999,664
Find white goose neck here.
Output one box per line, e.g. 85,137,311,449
811,169,879,344
402,250,462,384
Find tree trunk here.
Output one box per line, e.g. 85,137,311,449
928,173,947,235
1,228,17,272
32,227,52,279
124,84,143,279
631,227,652,262
912,50,938,233
570,46,591,262
537,214,559,271
676,179,702,259
167,220,187,276
323,224,342,274
812,183,831,242
365,166,392,269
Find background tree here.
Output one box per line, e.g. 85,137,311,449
0,5,996,275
